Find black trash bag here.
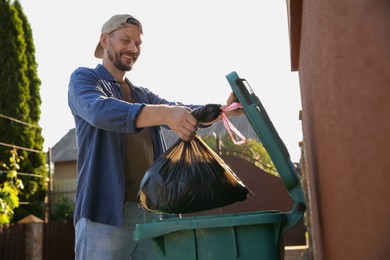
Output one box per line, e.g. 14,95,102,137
191,103,222,127
137,104,254,214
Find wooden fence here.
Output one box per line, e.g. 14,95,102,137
0,222,74,260
0,224,26,260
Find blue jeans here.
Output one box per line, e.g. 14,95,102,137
75,202,161,260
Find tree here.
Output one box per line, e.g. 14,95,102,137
51,196,75,222
12,0,47,222
0,150,24,224
0,0,47,222
202,134,278,176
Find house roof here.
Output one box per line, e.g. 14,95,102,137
51,115,260,163
51,128,77,162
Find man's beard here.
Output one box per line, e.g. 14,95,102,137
107,45,136,72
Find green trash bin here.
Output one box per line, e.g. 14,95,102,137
134,71,306,260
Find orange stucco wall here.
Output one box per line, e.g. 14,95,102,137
293,0,390,259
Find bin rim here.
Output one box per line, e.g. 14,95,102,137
134,210,287,241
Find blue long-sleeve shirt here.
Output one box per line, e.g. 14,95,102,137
68,64,199,227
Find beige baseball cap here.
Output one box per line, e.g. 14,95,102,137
94,14,143,59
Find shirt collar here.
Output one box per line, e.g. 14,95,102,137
95,64,135,91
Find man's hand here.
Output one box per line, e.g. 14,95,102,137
201,92,244,126
165,106,198,141
221,92,243,117
136,105,198,141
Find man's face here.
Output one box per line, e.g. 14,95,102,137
106,25,142,71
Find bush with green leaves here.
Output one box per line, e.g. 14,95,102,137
202,134,278,176
51,196,74,222
0,150,24,224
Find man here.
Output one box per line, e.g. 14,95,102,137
68,14,240,259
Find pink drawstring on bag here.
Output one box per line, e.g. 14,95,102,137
221,102,246,145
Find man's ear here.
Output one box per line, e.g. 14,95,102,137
100,33,108,50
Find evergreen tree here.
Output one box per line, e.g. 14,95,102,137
0,0,47,222
12,0,47,222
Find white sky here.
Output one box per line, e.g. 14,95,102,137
18,0,303,162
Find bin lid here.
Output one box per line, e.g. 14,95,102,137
226,71,306,233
